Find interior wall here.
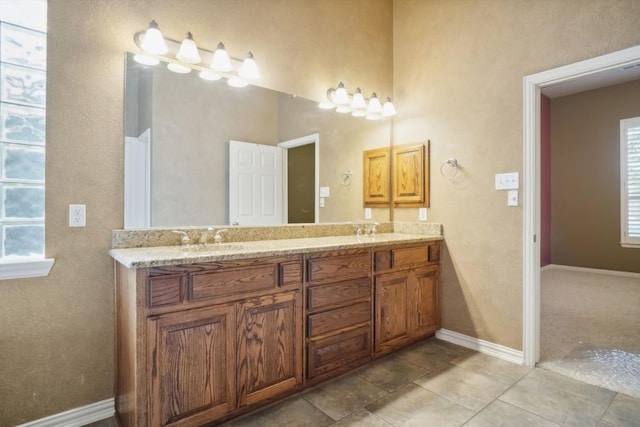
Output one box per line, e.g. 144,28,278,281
551,79,640,273
287,144,315,223
393,0,640,349
0,1,392,425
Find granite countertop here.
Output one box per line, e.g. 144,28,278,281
109,232,443,268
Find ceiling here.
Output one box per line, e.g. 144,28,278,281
542,61,640,98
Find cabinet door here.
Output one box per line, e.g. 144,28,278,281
374,271,410,355
392,143,428,206
237,291,302,407
363,147,390,205
148,304,236,427
411,267,439,338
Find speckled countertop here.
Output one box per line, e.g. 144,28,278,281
109,232,442,268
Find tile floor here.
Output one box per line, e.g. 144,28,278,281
94,338,640,426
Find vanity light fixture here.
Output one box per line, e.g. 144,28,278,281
319,82,396,120
133,20,260,87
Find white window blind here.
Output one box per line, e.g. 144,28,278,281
621,116,640,247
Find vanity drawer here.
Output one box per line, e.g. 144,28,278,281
190,265,277,300
306,251,371,285
307,301,371,338
307,325,371,379
374,242,440,272
148,274,187,307
307,279,370,312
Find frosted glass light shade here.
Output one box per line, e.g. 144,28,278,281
366,112,382,121
176,32,201,64
333,82,349,105
239,52,260,80
367,93,382,114
167,62,191,74
318,101,336,110
227,77,248,88
336,105,351,114
352,109,367,117
133,54,160,66
350,88,366,110
382,97,397,117
140,20,168,55
199,70,221,81
211,42,233,72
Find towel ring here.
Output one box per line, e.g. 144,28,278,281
341,170,353,187
440,158,458,180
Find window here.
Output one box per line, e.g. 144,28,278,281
0,0,52,278
621,116,640,247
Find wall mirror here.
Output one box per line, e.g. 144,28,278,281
123,52,391,228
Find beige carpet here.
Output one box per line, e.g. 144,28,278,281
539,267,640,398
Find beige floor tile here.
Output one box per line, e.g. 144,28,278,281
600,393,640,427
223,397,334,427
396,338,472,370
331,409,393,427
500,369,615,426
366,383,476,426
465,400,560,427
303,372,388,420
358,353,431,392
413,364,512,411
450,351,531,385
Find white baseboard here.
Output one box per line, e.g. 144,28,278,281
436,328,524,365
543,264,640,279
16,398,114,427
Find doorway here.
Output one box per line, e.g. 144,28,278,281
523,45,640,366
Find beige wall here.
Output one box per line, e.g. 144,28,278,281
0,1,392,424
551,80,640,273
393,0,640,348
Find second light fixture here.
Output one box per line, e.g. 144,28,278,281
319,82,396,120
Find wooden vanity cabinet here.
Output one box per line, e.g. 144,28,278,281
373,242,440,356
115,254,303,427
304,248,373,383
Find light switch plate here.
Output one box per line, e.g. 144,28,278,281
495,172,519,190
419,207,428,221
507,190,519,206
364,208,372,219
319,186,330,198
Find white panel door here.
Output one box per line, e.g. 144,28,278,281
229,140,283,225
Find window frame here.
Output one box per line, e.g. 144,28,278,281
620,116,640,248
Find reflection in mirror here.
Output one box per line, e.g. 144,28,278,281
124,52,390,228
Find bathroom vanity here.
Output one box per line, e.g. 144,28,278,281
110,227,441,426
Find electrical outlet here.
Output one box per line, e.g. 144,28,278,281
364,208,372,219
69,204,86,227
319,198,325,208
419,207,428,221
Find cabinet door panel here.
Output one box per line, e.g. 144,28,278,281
375,272,410,354
412,267,439,337
237,292,302,407
148,304,236,426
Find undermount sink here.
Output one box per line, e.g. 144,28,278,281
180,243,248,253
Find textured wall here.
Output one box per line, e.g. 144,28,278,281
0,1,392,424
393,0,640,349
551,80,640,273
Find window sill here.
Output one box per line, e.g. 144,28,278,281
0,258,55,280
620,243,640,249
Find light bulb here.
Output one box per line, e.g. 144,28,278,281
333,82,349,105
140,20,168,55
176,32,201,64
239,52,260,80
211,42,233,72
382,97,397,117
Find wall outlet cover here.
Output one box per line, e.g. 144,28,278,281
507,190,519,206
419,207,428,221
69,204,86,227
495,172,519,190
319,197,325,208
364,207,372,219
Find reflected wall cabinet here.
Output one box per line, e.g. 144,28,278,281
363,147,391,206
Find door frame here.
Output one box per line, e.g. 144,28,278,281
278,133,320,224
522,45,640,366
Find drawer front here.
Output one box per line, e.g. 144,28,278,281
307,301,371,337
307,252,371,285
191,265,277,300
393,245,429,268
148,274,186,307
307,325,371,379
307,279,370,312
374,242,440,272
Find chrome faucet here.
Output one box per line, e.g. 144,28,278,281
172,230,190,245
214,229,228,244
369,222,379,236
199,227,214,244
